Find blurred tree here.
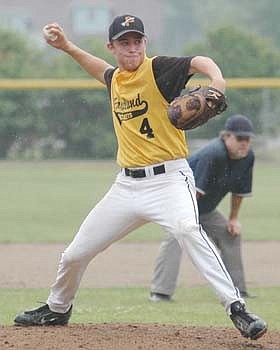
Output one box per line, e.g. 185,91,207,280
234,0,280,49
160,0,280,55
0,31,116,159
37,36,116,159
0,29,44,78
0,29,47,158
187,26,280,78
39,89,115,159
182,26,280,139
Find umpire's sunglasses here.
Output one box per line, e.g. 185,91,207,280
236,135,251,142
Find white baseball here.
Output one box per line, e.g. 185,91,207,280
43,26,58,41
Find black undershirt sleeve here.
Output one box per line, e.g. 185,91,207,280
152,56,195,103
104,67,117,98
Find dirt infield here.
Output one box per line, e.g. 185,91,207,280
1,241,279,349
1,241,279,288
1,324,279,350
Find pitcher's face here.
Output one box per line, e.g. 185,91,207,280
108,33,146,72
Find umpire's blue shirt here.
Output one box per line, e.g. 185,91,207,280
188,138,254,215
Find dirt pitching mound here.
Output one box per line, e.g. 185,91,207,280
1,323,279,350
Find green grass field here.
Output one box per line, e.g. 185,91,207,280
0,159,279,242
1,287,279,329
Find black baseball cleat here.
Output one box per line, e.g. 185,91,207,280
14,304,72,326
230,301,267,340
149,292,171,302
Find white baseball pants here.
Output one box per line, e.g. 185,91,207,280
47,158,242,313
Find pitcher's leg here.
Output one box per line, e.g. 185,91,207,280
151,233,182,296
47,183,144,313
150,168,242,311
176,221,241,310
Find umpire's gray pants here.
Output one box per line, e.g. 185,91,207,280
151,209,247,296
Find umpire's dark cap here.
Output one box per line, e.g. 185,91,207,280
225,114,254,137
109,15,145,42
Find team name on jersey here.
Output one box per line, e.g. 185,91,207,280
113,93,148,124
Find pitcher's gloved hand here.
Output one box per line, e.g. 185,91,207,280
167,86,227,130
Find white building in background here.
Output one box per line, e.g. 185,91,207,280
0,0,163,43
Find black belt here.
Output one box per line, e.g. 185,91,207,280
124,164,165,178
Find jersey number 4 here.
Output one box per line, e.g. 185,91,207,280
140,118,155,139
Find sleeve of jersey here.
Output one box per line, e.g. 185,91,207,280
104,67,116,94
152,56,195,103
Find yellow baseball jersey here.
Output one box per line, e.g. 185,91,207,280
110,57,189,168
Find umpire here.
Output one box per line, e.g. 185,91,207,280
150,114,255,301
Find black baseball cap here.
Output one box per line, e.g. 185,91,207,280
109,14,145,42
224,114,254,137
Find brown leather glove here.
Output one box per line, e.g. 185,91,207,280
167,86,227,130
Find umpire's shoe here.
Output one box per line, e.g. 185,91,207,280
149,292,171,302
14,304,72,326
230,301,267,340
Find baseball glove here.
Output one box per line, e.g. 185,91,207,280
167,86,227,130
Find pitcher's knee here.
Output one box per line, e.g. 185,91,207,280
175,218,201,238
60,249,88,267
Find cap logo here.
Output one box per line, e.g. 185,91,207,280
121,16,135,27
